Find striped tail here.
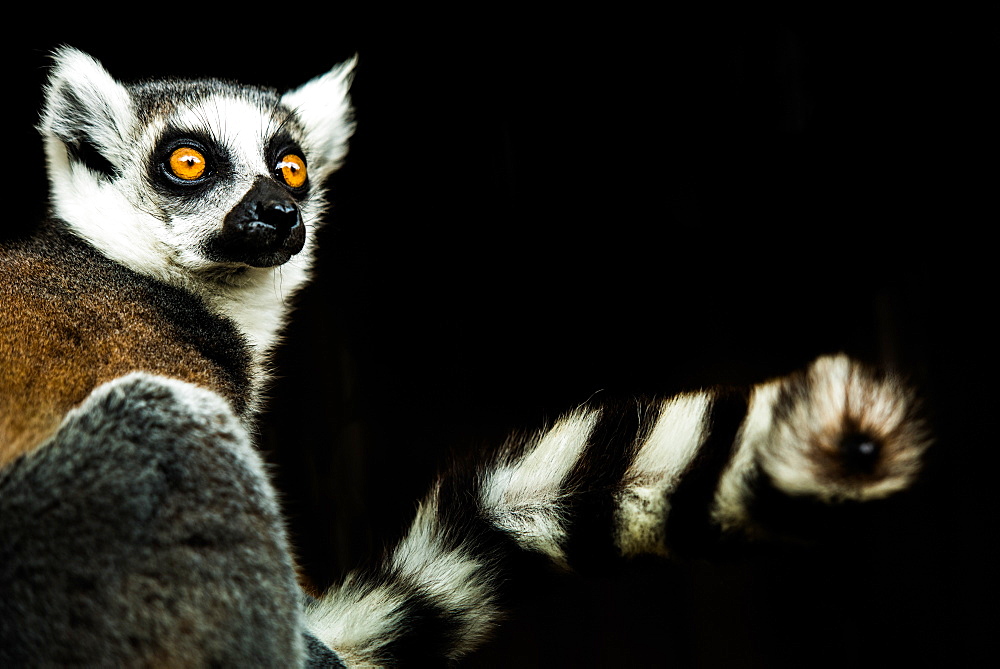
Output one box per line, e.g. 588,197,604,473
305,355,929,666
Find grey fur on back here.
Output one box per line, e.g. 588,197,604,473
0,373,338,667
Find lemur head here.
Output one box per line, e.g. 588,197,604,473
39,47,354,288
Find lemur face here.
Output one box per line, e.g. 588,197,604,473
39,48,354,281
135,87,315,270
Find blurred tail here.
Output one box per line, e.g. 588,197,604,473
305,355,929,666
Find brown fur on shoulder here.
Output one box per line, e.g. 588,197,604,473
0,221,253,465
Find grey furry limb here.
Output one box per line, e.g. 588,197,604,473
0,373,332,667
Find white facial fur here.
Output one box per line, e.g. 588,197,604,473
39,48,355,354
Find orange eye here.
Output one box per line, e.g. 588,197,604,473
168,146,207,181
276,153,307,189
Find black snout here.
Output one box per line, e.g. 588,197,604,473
208,177,306,268
254,200,300,235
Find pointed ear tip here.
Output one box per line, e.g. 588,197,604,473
47,45,108,79
327,53,359,81
302,56,357,85
49,45,89,65
285,57,358,103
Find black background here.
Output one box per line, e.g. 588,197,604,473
11,10,991,667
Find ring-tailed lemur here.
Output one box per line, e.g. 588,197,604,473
0,47,354,464
0,49,930,667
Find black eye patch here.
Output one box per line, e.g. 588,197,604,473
265,131,310,196
151,131,231,192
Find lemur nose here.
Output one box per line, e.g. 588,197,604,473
254,200,300,233
211,176,307,267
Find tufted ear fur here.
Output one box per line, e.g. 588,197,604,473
281,55,357,183
39,47,135,180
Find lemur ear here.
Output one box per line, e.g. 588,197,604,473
281,56,357,182
39,47,134,178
